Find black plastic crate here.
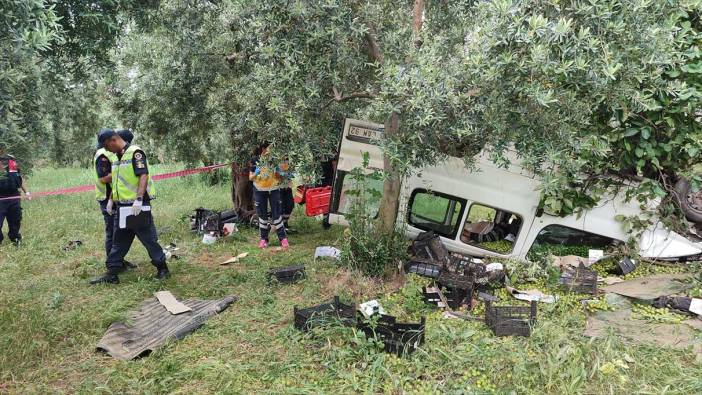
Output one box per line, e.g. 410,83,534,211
191,207,239,236
359,315,426,356
294,296,356,332
437,271,474,309
558,266,597,294
423,286,471,310
615,257,637,275
484,301,537,337
406,260,441,278
268,265,306,284
412,231,450,265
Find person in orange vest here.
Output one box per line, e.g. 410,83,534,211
249,143,289,249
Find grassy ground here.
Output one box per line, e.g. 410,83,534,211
1,167,702,394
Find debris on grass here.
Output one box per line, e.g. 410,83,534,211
484,300,537,337
154,291,192,315
96,295,236,360
358,314,426,356
601,273,693,302
314,246,341,260
61,240,82,251
220,252,248,265
359,300,386,318
293,296,356,332
584,294,702,355
267,264,306,284
559,265,598,295
506,286,556,304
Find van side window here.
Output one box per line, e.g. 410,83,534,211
527,225,618,260
408,189,466,238
332,171,384,217
461,204,522,254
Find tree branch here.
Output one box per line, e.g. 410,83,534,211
323,86,376,108
413,0,425,48
364,26,384,64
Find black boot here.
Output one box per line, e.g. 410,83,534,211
155,264,170,280
89,270,120,285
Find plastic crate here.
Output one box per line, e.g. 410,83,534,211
359,315,426,356
294,296,357,332
411,231,450,265
304,186,332,217
615,257,637,275
558,266,597,295
437,272,474,309
268,265,306,284
405,260,441,278
294,185,307,204
423,286,470,310
484,301,537,337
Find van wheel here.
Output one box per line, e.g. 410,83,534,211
674,177,702,223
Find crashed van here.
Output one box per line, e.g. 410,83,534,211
328,118,702,261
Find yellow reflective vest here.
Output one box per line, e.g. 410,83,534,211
111,145,155,204
94,148,116,201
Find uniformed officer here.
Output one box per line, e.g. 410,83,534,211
93,128,136,271
89,130,170,284
0,144,30,246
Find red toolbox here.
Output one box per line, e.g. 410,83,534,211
304,186,332,217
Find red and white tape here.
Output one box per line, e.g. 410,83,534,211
0,163,232,202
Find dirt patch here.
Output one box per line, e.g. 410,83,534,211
320,268,404,302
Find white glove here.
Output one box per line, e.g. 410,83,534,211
105,199,114,214
132,199,143,216
25,191,31,201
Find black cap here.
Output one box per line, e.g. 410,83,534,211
96,128,117,149
117,129,134,144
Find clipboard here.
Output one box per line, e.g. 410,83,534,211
119,205,152,229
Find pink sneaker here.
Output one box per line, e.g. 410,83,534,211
280,238,290,250
258,239,268,249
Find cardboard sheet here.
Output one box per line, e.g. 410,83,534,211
155,291,192,315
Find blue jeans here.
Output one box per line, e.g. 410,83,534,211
255,189,287,242
106,205,165,271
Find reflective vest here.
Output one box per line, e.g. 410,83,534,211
94,148,116,201
111,145,155,204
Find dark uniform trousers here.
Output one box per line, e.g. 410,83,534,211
99,200,114,257
105,205,165,271
0,198,22,243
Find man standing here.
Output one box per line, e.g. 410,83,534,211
90,130,170,284
93,129,136,271
0,145,30,246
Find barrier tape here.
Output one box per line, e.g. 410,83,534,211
0,163,232,202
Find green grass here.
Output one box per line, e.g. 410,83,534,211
1,167,702,394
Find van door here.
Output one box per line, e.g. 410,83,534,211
329,119,385,225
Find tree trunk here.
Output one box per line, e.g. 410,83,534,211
231,163,255,220
377,112,402,234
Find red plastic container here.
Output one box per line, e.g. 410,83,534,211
304,186,332,217
294,185,307,204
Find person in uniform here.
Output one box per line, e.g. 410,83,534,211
0,144,30,246
93,128,136,271
250,143,289,249
90,130,170,284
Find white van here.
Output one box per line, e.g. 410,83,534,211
328,118,702,261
